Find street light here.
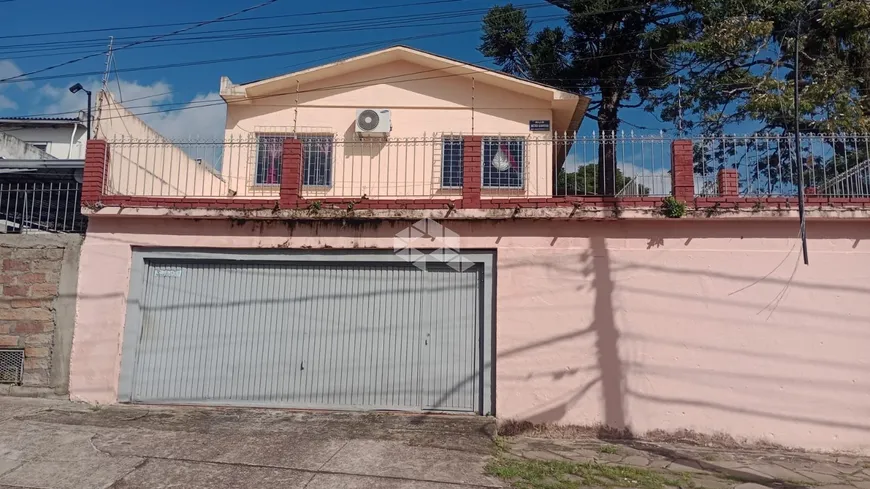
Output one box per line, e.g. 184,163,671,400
69,83,91,140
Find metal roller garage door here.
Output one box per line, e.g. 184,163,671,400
118,250,494,414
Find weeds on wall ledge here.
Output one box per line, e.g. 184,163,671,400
307,200,322,214
660,196,686,218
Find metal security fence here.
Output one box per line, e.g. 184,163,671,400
0,168,85,234
552,132,672,197
100,132,870,201
106,137,235,198
693,134,870,197
103,133,676,199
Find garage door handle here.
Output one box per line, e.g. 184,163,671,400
425,333,430,345
300,361,304,371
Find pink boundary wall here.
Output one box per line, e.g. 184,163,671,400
70,217,870,453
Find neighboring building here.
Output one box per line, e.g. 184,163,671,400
94,91,229,197
0,120,87,396
67,46,870,454
0,116,88,160
0,115,89,234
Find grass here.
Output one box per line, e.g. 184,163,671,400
599,444,619,454
494,436,510,453
486,457,692,489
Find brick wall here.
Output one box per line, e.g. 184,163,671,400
0,235,81,393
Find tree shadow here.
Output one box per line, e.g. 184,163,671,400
500,235,627,430
588,235,626,430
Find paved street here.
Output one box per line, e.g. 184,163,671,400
0,397,502,489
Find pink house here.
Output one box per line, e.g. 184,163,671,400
70,46,870,453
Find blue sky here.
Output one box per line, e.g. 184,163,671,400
0,0,672,140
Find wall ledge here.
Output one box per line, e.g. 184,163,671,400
82,205,870,221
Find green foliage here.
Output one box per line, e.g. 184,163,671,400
658,0,870,134
481,0,870,139
661,196,687,218
556,164,650,196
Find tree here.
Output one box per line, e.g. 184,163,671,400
657,0,870,193
557,164,650,196
479,1,696,194
661,0,870,135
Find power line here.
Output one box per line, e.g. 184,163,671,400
16,45,674,123
0,29,485,85
0,3,542,53
0,3,649,85
0,0,283,83
0,0,469,41
0,8,557,61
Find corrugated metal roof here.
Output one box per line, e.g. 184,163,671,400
0,116,82,122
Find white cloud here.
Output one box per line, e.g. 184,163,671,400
0,95,17,110
37,78,225,141
0,60,34,114
0,59,34,90
139,92,225,141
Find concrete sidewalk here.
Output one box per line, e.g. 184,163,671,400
0,397,503,489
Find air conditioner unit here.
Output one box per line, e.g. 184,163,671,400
355,109,391,136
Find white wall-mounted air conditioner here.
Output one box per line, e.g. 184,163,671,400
355,109,391,137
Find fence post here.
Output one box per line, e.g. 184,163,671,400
671,140,694,201
717,169,739,197
279,138,303,208
461,136,482,208
82,139,108,205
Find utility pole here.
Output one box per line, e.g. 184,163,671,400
794,19,809,265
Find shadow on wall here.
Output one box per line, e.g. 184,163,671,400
521,236,626,429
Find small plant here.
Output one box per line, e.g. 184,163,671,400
599,444,619,454
752,200,764,212
307,200,322,213
661,196,686,218
612,204,624,218
346,201,355,213
705,202,721,218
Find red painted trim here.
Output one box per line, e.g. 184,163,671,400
671,139,694,201
82,139,109,205
460,136,483,209
279,138,303,207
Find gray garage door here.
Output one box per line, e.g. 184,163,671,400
118,251,492,414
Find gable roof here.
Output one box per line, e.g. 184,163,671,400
219,45,590,134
